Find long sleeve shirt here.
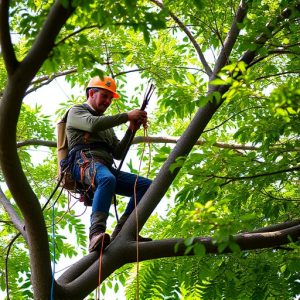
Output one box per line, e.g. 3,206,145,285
66,103,132,166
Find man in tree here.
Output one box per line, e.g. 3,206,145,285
66,76,152,252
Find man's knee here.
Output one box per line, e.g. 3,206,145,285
138,177,152,192
95,173,116,189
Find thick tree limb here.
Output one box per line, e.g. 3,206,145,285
136,224,300,261
56,219,300,299
20,2,74,84
150,0,212,76
0,1,75,299
0,0,19,75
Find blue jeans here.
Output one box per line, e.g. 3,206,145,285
72,156,152,216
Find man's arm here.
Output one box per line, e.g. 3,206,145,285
111,110,148,159
67,105,128,132
111,128,134,160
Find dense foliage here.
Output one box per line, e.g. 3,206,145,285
0,0,299,299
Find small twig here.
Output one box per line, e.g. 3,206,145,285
254,70,300,81
55,25,100,46
26,68,77,95
203,106,264,133
217,165,300,186
105,42,114,78
5,233,21,300
150,0,212,76
260,189,300,202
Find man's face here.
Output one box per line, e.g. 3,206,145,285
91,88,113,113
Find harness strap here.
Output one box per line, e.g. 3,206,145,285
60,142,111,172
79,151,93,186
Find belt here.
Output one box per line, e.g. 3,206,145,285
94,157,111,168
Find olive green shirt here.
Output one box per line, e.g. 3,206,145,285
66,103,132,166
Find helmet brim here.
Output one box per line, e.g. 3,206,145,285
87,86,120,99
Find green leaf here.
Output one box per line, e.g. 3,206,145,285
228,241,241,253
187,73,195,84
210,78,226,85
184,237,194,247
114,282,119,293
193,243,206,257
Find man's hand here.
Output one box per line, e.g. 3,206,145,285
127,109,148,131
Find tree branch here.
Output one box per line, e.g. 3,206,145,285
26,68,77,95
56,217,300,299
248,219,300,233
0,1,75,299
0,186,27,240
115,67,150,77
19,2,74,84
212,0,248,77
214,165,300,184
250,49,300,68
254,70,300,81
203,105,265,133
260,189,300,203
150,0,212,76
55,25,99,45
5,233,21,300
268,49,300,56
0,0,19,75
16,137,300,152
239,6,296,66
137,223,300,261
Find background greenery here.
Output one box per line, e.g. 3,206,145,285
0,0,299,299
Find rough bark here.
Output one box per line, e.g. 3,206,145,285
0,1,74,299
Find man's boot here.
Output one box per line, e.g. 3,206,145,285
111,214,152,242
89,211,110,252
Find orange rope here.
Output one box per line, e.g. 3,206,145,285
133,178,140,299
95,125,150,300
133,126,148,300
145,127,152,178
96,236,106,300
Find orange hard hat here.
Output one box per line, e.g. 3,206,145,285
86,76,120,99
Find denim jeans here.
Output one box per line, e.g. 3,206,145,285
72,156,152,216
